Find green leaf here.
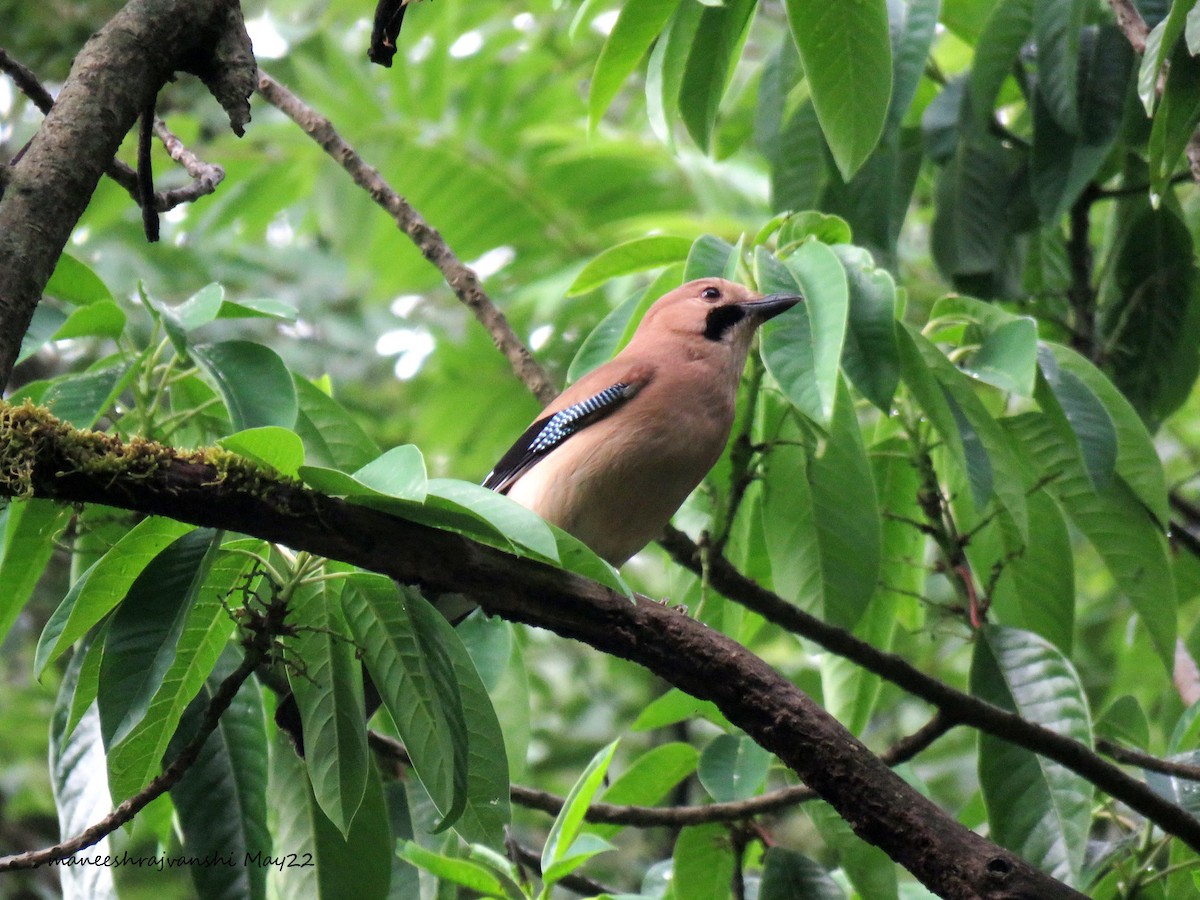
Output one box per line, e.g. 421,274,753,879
769,379,881,628
678,0,757,151
767,103,827,214
169,646,270,900
286,580,369,837
0,500,70,644
542,739,619,881
698,733,770,802
761,847,847,900
1004,413,1177,672
1047,344,1169,527
1036,347,1118,491
972,626,1094,886
759,242,848,424
646,0,704,146
834,245,900,410
673,823,736,900
427,478,559,562
219,427,306,478
1099,204,1200,428
293,376,380,472
44,253,114,305
567,236,694,295
589,0,684,127
340,577,470,833
175,283,225,331
784,0,892,178
811,802,898,900
779,211,853,248
1033,0,1086,133
36,517,195,676
1149,36,1200,198
52,300,127,341
299,444,428,503
216,295,298,322
1031,26,1132,222
49,650,116,894
97,530,221,785
270,730,393,900
630,688,731,732
17,304,68,364
1096,695,1150,749
106,544,256,812
968,0,1034,127
193,340,299,431
42,361,136,429
398,842,524,898
1138,0,1197,114
964,318,1039,397
886,0,940,136
591,743,699,839
684,234,737,281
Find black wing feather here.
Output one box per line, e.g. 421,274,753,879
484,382,632,493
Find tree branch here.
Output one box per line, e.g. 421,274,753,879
657,526,1200,853
0,0,254,388
0,402,1088,899
254,69,558,406
1107,0,1150,55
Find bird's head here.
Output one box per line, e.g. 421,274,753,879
633,278,803,351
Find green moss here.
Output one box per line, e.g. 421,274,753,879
0,400,297,504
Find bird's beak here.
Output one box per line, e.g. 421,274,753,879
742,292,803,321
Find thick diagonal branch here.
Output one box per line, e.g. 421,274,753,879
0,403,1087,900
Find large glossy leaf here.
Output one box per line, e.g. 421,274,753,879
1031,26,1132,221
1004,413,1177,672
299,444,428,504
52,300,126,341
885,0,940,137
104,542,255,809
567,235,693,295
1138,0,1197,113
42,361,136,429
673,823,736,900
44,253,115,306
591,743,699,839
698,733,770,802
834,246,900,411
286,580,369,837
646,0,704,146
397,842,524,898
98,529,222,799
0,499,70,644
762,380,881,629
678,0,756,151
1033,0,1087,134
193,340,299,432
49,641,116,896
1036,347,1118,491
811,802,899,900
270,731,392,900
219,426,306,478
589,0,683,127
1148,36,1200,197
169,646,270,900
967,0,1034,126
760,242,848,424
1047,344,1169,527
1099,204,1200,427
971,626,1094,885
340,577,469,834
36,517,196,676
760,847,847,900
292,376,379,472
784,0,892,178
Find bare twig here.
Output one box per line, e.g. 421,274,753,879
1107,0,1150,55
0,46,228,215
1098,739,1200,782
254,69,558,406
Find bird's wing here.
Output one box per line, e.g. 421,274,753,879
484,381,640,493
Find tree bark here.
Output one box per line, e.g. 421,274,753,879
0,0,254,389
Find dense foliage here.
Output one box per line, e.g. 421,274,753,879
6,0,1200,897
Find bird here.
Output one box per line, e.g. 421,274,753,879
484,277,803,565
369,0,424,67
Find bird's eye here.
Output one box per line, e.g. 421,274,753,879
701,287,721,300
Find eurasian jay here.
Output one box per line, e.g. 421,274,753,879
484,277,803,565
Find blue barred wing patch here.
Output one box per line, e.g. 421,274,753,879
484,382,632,492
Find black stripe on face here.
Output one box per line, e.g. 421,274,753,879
703,305,747,341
